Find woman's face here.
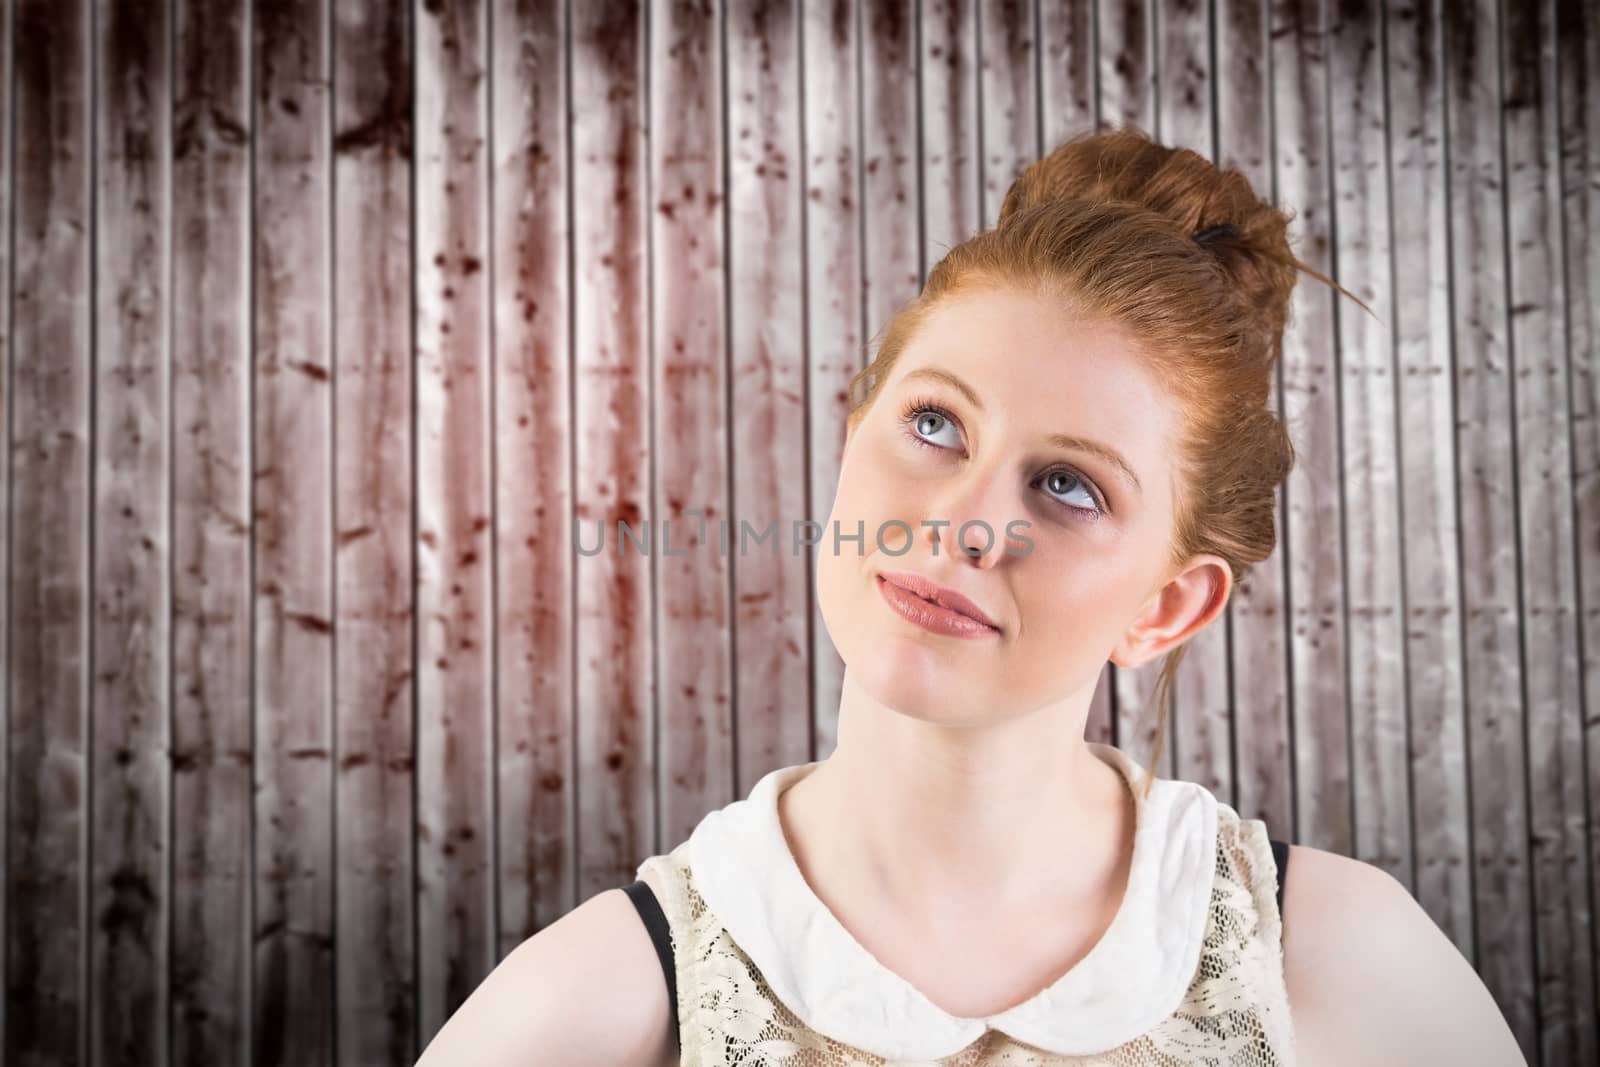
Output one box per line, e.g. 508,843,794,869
817,284,1228,727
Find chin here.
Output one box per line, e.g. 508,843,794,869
818,564,994,719
846,631,998,727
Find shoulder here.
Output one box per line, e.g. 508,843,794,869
1280,845,1527,1067
413,886,676,1067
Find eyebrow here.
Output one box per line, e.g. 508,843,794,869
901,366,1144,496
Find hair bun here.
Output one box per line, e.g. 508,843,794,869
995,126,1365,368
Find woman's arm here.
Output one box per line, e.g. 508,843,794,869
1281,845,1527,1067
413,887,677,1067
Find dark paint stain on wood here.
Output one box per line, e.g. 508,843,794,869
286,611,333,634
333,9,413,161
98,866,159,935
1443,0,1481,104
830,0,851,50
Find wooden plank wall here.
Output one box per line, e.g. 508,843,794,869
0,0,1595,1064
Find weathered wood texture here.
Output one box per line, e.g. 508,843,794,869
333,1,416,1063
3,1,1593,1064
171,0,253,1063
9,0,92,1064
1386,0,1472,961
413,0,495,1045
1446,0,1538,1051
489,0,575,963
252,0,337,1062
92,0,172,1065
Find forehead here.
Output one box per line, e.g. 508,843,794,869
888,287,1179,482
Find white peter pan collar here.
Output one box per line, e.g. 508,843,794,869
685,742,1218,1060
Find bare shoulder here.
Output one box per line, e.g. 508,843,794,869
1280,845,1527,1067
413,886,676,1067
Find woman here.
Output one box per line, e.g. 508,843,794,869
415,127,1527,1066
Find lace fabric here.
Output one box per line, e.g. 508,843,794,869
634,804,1294,1066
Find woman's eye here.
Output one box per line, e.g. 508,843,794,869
1040,469,1102,517
909,408,962,448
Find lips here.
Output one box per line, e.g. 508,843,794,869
875,569,1000,630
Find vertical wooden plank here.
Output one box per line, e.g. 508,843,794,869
252,0,335,1062
856,0,919,378
571,0,653,901
856,0,919,345
1387,0,1473,951
919,0,978,282
1036,0,1111,749
1505,0,1595,1059
1328,0,1410,885
332,1,417,1061
414,0,495,1036
1443,0,1537,1050
0,0,12,1049
1154,0,1212,165
491,0,577,948
1556,0,1600,1046
171,0,253,1061
651,0,732,846
6,0,92,1062
802,0,865,765
728,0,810,797
1036,3,1094,166
1217,0,1292,838
977,0,1036,228
1099,0,1165,769
849,0,920,758
252,0,355,1058
1098,0,1154,133
1157,0,1233,800
1272,0,1352,856
91,0,172,1061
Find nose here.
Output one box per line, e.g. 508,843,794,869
922,462,1027,569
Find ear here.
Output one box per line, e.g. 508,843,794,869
1109,554,1232,670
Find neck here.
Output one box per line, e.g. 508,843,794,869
780,670,1136,915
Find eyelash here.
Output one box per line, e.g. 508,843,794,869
896,396,1108,521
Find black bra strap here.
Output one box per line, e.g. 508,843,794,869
1269,838,1290,919
621,879,680,1052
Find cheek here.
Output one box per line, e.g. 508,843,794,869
1009,540,1146,662
815,441,913,651
824,434,909,543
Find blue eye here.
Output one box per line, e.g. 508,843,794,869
907,406,962,448
896,397,1107,521
1039,469,1103,518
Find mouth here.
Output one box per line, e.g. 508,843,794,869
875,571,1001,639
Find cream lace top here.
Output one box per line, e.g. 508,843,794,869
632,743,1295,1065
